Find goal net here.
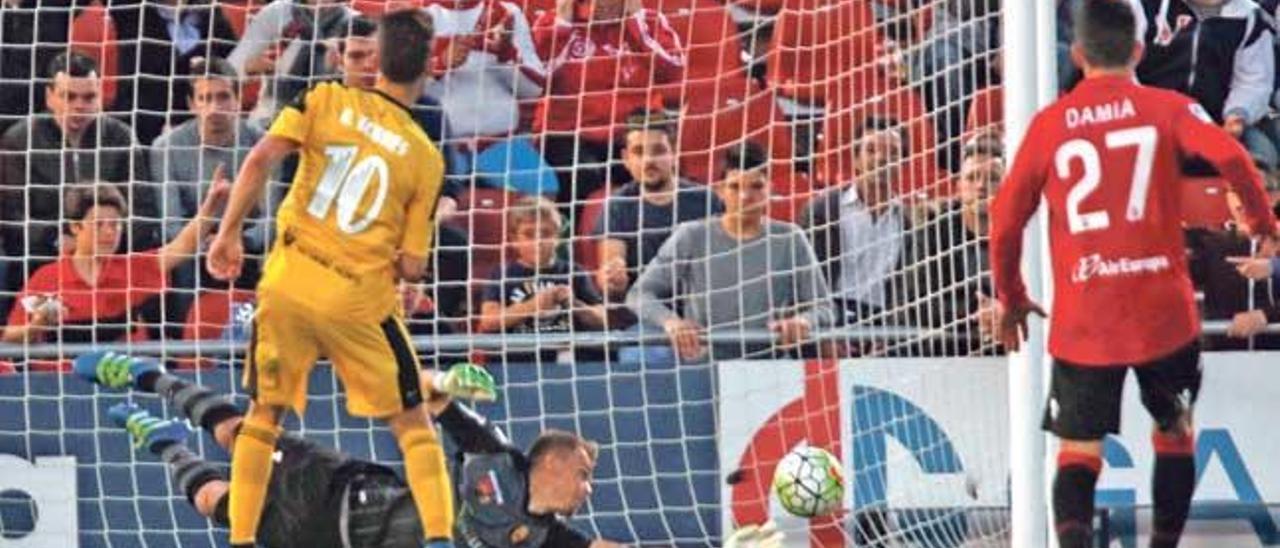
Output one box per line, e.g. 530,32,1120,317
0,0,1010,546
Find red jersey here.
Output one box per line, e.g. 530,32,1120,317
527,9,684,144
991,75,1277,366
7,253,166,344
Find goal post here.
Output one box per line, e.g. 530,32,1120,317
1001,1,1058,547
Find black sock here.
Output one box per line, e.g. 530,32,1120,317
154,374,242,433
161,443,226,506
1151,453,1195,548
1054,453,1101,548
136,370,162,392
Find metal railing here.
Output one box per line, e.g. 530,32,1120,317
0,320,1273,359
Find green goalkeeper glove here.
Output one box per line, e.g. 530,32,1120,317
724,521,784,548
432,362,497,401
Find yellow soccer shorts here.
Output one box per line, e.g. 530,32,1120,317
243,293,424,418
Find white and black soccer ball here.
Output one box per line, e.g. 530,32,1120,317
771,446,845,518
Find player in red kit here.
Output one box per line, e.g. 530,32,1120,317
990,1,1279,547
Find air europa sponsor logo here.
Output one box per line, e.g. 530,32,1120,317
1072,253,1171,283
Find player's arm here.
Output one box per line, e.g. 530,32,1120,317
1174,101,1279,240
398,147,446,282
156,165,230,273
988,117,1051,349
417,364,510,454
221,135,298,237
435,400,515,455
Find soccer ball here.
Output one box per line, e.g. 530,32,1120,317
772,445,845,517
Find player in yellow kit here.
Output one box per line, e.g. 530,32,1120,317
206,10,455,548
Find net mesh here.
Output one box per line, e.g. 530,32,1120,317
0,0,1010,545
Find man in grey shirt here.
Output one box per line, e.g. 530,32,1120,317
149,57,274,334
150,57,271,255
628,143,834,361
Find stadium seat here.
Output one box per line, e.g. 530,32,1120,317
443,187,519,282
644,0,748,103
1181,177,1233,229
966,84,1003,138
0,361,15,375
28,360,71,373
183,289,257,342
69,1,119,108
765,0,881,106
725,0,785,15
815,73,943,195
575,187,612,274
218,0,267,38
678,78,797,191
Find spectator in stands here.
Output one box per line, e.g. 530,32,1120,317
109,0,239,144
324,15,462,216
0,0,72,135
593,111,723,308
800,117,919,326
0,52,154,322
905,0,1000,148
149,56,269,336
1,182,225,344
1133,0,1277,172
629,143,833,362
151,57,268,264
529,0,685,207
423,0,554,197
1187,180,1280,349
228,0,356,129
479,197,610,362
913,131,1003,354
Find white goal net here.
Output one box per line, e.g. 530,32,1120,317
0,0,1011,546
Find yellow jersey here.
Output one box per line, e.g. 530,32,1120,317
260,82,444,320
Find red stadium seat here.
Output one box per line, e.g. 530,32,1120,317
28,360,71,373
183,289,257,341
1181,177,1233,229
815,74,943,195
69,1,119,108
0,361,15,375
678,78,797,191
765,0,881,106
575,187,612,273
966,84,1003,139
726,0,785,15
644,0,748,103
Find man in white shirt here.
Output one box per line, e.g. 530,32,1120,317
800,117,918,326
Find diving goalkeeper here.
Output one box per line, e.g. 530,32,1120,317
74,352,620,547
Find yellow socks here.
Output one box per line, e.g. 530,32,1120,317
398,425,455,540
228,416,282,545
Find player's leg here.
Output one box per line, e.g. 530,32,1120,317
1042,361,1127,548
74,351,244,452
107,403,231,521
230,298,319,547
326,315,455,543
1134,343,1203,548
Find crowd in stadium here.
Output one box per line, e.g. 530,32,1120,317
0,0,1277,368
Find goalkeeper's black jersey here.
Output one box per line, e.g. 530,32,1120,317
439,403,592,548
213,402,591,548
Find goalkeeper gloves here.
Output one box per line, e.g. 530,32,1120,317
432,362,498,401
724,521,785,548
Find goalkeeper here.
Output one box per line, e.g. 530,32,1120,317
74,351,623,547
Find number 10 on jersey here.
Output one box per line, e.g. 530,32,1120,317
307,145,391,234
1056,126,1157,235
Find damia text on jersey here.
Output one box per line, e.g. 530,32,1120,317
1065,98,1137,129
